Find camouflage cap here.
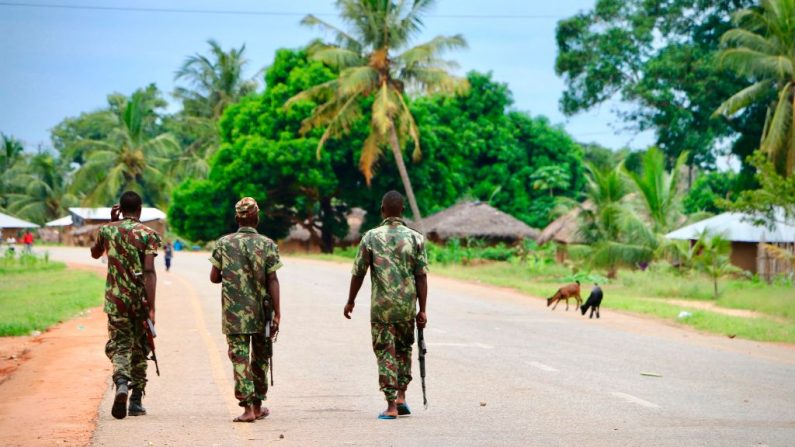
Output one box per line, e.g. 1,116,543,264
235,197,259,218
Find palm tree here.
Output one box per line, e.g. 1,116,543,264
579,163,656,278
6,153,76,223
625,147,687,234
693,230,737,298
173,39,258,178
714,0,795,176
174,39,258,119
0,134,25,209
72,91,179,207
288,0,468,222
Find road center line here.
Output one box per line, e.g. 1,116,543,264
172,272,254,440
611,392,660,409
526,361,558,372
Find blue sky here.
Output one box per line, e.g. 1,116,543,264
0,0,654,152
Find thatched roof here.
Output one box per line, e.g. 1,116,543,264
419,202,539,241
537,200,592,245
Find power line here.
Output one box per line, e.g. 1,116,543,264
0,1,562,19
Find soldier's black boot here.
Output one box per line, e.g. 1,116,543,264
112,379,128,419
128,388,146,416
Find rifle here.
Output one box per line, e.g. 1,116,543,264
418,327,428,409
263,300,275,386
141,297,160,376
134,268,160,377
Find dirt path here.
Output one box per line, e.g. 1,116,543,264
661,298,779,320
0,306,109,447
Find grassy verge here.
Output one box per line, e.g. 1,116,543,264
432,262,795,343
0,260,104,336
295,251,795,343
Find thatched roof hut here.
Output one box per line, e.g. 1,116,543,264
537,201,592,246
419,202,539,244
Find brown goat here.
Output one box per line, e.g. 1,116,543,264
546,281,582,311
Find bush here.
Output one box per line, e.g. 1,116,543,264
0,250,60,274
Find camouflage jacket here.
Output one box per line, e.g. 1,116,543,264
210,227,283,335
98,218,161,316
352,217,428,323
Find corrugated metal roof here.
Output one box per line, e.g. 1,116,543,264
45,215,73,227
665,212,795,243
69,207,167,222
0,212,40,229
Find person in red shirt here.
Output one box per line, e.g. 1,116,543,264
22,230,34,254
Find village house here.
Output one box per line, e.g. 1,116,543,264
666,211,795,277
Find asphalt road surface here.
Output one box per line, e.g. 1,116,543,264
46,247,795,447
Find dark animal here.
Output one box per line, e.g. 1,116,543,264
580,284,603,319
546,281,581,311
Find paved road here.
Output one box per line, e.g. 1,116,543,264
47,247,795,446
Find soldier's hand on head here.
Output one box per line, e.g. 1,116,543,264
110,204,122,222
344,302,355,319
416,311,427,329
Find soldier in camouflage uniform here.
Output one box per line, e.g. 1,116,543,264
345,190,429,420
210,197,282,423
90,191,161,420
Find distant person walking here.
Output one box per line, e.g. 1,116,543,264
22,230,33,254
345,190,429,420
90,191,161,419
164,242,173,272
210,197,282,423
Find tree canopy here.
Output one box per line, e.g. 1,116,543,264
555,0,762,171
168,49,586,244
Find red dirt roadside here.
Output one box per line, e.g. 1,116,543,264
0,302,109,446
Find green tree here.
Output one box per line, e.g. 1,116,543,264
625,147,687,233
289,0,468,223
555,0,760,172
693,230,736,297
5,152,76,224
52,84,168,167
1,134,25,209
171,39,259,178
174,39,258,120
170,49,359,248
579,163,656,278
714,0,795,176
531,165,572,198
72,89,179,207
725,151,795,225
354,72,584,229
683,171,738,214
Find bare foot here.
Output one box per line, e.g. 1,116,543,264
233,405,256,423
254,404,270,420
381,400,398,418
396,390,406,406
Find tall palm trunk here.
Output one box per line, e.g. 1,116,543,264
389,123,422,230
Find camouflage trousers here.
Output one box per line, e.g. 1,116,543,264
226,334,271,407
371,321,414,402
106,313,148,390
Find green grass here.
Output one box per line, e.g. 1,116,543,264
431,262,795,343
0,262,104,336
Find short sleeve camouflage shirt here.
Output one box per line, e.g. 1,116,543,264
210,227,283,335
352,217,429,323
98,218,161,316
